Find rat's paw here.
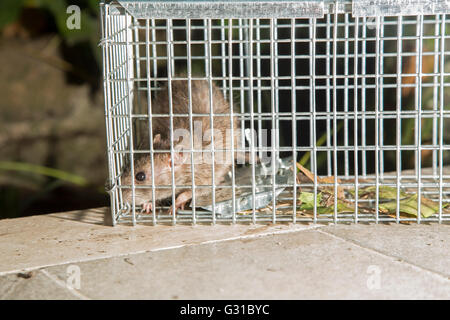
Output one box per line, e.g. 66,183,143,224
168,202,185,215
141,202,153,214
168,191,191,215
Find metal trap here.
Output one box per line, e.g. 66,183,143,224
100,0,450,225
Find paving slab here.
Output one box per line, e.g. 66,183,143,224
41,229,450,299
0,207,317,275
1,208,449,299
321,224,450,277
0,270,79,300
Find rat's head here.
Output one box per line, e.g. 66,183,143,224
121,134,187,207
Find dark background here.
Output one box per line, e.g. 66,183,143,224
0,1,447,219
0,0,108,219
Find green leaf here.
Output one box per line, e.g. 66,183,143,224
316,199,355,215
349,185,408,200
379,194,440,218
298,191,321,210
298,191,354,214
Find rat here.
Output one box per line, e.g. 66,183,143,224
121,78,246,214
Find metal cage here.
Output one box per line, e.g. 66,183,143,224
100,0,450,225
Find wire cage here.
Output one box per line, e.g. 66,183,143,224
100,0,450,225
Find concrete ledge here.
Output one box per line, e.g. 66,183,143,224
1,208,449,299
0,207,317,275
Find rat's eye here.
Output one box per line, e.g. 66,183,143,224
135,172,146,182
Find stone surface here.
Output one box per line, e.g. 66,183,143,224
43,229,450,299
0,270,79,300
0,208,449,299
0,207,316,275
321,224,450,277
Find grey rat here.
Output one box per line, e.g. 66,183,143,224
122,79,246,214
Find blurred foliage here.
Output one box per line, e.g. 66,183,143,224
0,1,105,219
0,161,106,219
0,161,88,186
0,0,102,73
0,0,25,30
0,0,99,36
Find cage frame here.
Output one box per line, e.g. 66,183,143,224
100,0,450,226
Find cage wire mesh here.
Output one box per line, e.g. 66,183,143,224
100,0,450,225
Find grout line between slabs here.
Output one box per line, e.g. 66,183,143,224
0,223,325,277
40,269,91,300
316,228,450,283
0,277,22,299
